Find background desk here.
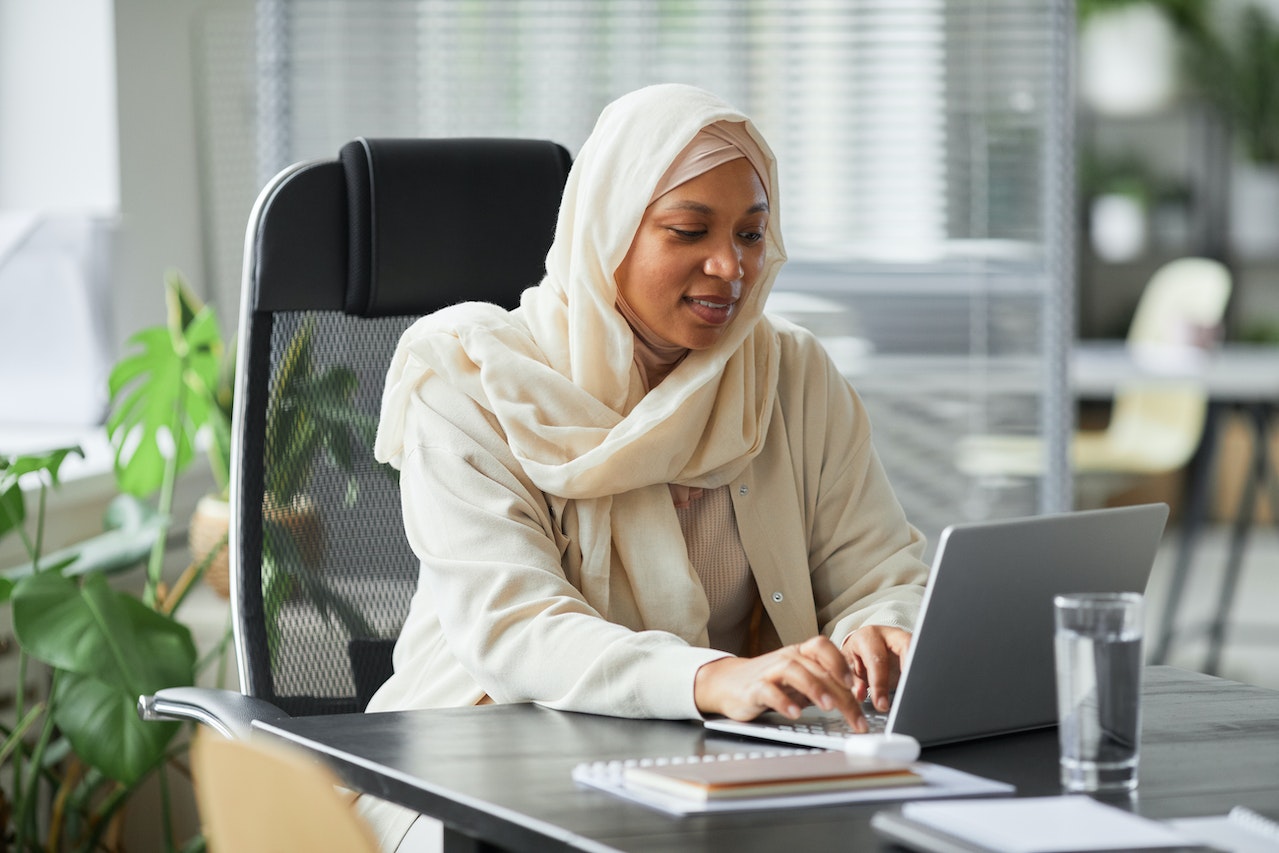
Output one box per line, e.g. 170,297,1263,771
257,667,1279,853
1075,342,1279,673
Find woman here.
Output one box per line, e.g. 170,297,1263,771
365,83,928,849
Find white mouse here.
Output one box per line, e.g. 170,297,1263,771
842,732,921,763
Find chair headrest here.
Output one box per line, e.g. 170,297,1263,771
339,137,571,317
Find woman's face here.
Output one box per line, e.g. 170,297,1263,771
614,158,769,351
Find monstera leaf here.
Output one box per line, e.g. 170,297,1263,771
106,271,229,498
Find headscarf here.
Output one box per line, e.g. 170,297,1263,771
375,83,788,644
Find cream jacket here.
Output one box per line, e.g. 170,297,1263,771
367,317,928,721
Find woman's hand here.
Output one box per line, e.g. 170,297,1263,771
693,635,871,732
841,626,912,715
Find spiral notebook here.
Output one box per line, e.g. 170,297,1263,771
572,747,1014,816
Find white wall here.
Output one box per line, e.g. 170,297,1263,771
0,0,119,212
111,0,215,347
0,0,224,361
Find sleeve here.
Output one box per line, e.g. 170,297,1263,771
794,333,930,645
389,377,727,719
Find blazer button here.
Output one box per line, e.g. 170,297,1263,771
738,484,749,496
772,592,783,603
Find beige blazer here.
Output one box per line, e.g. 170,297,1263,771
368,320,928,722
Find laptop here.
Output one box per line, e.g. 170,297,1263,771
704,503,1170,748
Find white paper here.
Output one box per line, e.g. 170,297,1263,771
901,796,1188,853
573,760,1013,816
1169,809,1279,853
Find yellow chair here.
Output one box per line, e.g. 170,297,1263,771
191,731,379,853
956,257,1232,507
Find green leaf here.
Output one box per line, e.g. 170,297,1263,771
2,495,165,581
11,571,195,784
0,576,12,603
1,445,83,486
11,572,195,694
106,271,225,498
52,670,179,784
0,446,84,543
0,479,24,542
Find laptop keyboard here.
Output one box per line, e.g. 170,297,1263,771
765,705,888,738
703,702,890,751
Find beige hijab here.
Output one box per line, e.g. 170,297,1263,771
375,84,788,645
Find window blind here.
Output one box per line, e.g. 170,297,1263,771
224,0,1076,547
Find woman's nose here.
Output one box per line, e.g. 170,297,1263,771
704,237,744,281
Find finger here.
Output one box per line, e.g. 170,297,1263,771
757,657,848,720
841,637,871,702
848,629,900,713
772,653,868,733
798,635,856,689
753,680,807,719
850,668,870,704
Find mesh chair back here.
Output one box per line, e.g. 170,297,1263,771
231,138,571,716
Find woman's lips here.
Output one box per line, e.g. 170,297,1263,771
685,295,736,325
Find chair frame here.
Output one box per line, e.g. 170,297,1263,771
140,137,571,735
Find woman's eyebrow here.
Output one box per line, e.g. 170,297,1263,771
660,200,770,215
663,200,715,214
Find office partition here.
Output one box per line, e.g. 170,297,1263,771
237,0,1076,549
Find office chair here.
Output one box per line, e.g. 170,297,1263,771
138,137,571,737
955,257,1232,508
192,730,380,852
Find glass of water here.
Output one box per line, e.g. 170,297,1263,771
1053,592,1144,793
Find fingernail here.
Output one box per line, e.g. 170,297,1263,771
787,704,801,718
819,693,833,711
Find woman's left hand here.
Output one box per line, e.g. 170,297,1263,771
841,626,912,715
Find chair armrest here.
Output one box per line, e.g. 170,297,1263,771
138,687,291,740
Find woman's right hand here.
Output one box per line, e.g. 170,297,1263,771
693,635,870,732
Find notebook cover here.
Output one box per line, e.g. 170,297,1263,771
622,751,920,801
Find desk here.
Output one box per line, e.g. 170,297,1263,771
1075,342,1279,674
256,667,1279,852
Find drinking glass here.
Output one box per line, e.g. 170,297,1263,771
1054,592,1144,793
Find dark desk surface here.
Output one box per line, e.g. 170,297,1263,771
256,667,1279,852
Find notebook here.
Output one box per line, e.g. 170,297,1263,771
870,795,1207,852
622,749,921,801
705,503,1170,748
572,747,1014,816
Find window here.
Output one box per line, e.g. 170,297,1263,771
227,0,1076,546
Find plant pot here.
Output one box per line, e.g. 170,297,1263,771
264,492,325,568
1230,162,1279,261
190,494,231,598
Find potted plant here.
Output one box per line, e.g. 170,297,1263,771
0,268,240,849
0,450,203,851
1193,4,1279,259
0,269,392,849
107,270,236,598
260,316,382,643
109,269,384,647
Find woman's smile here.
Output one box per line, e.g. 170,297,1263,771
684,293,739,325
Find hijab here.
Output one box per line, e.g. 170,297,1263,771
375,83,788,644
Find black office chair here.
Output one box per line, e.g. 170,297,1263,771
138,137,571,737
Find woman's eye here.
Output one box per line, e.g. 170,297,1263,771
669,228,706,240
739,230,765,244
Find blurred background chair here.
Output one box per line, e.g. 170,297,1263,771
956,256,1233,510
138,136,571,738
192,730,379,853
